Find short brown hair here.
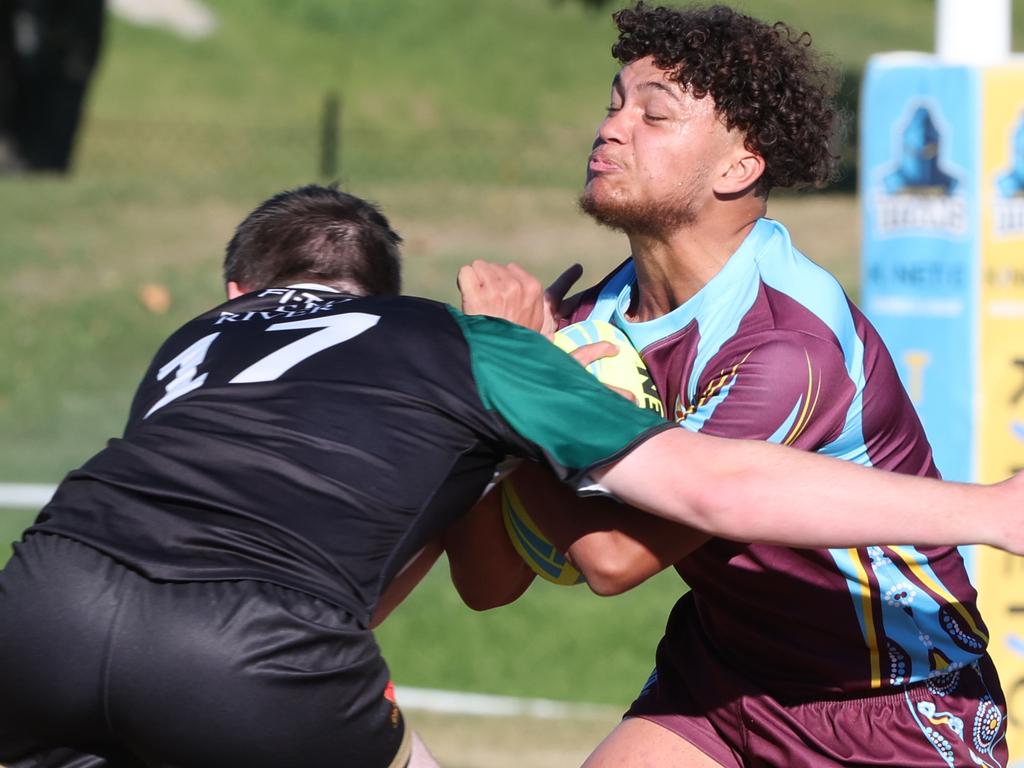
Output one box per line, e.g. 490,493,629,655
224,185,402,296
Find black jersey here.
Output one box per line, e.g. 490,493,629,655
30,288,670,625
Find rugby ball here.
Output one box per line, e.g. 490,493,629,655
552,320,664,417
501,319,664,585
501,480,585,585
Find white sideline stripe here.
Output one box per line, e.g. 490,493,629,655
0,483,55,509
394,686,615,719
0,484,615,721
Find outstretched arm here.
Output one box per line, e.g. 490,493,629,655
456,260,1023,558
596,427,1023,553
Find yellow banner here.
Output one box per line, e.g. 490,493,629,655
976,66,1024,763
979,66,1024,483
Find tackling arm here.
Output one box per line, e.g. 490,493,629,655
596,427,1024,554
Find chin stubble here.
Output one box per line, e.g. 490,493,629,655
577,188,698,236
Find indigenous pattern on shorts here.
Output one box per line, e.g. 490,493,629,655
571,218,991,700
629,605,1009,768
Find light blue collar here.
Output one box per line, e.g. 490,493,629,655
594,218,777,351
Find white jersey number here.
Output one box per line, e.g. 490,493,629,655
231,313,380,384
145,332,221,419
145,313,380,418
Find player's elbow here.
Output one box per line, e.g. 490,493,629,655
455,585,516,612
449,563,534,611
572,546,652,596
583,567,636,596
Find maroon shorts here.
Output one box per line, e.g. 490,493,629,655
626,610,1009,767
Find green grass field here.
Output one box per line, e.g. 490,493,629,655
0,510,35,563
3,0,1022,718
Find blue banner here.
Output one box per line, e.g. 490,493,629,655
860,56,980,481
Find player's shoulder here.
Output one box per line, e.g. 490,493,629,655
699,331,854,437
745,220,858,344
739,330,846,373
754,220,848,298
699,327,850,409
363,294,462,327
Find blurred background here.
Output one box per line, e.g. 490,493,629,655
2,1,1023,765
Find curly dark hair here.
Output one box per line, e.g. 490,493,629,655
611,2,842,194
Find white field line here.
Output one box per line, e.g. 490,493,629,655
0,483,55,508
394,686,616,719
0,483,615,720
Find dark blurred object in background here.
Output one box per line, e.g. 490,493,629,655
0,0,104,173
554,0,616,9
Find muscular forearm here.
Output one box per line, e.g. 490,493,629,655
597,428,1022,553
567,513,707,595
512,462,706,595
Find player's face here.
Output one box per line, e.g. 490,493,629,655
580,57,739,235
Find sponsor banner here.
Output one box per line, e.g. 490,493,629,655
978,66,1024,484
861,56,980,481
977,66,1024,764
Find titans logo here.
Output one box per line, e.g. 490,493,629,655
993,112,1024,236
873,102,966,236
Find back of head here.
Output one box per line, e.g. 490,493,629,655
611,2,842,195
224,184,403,296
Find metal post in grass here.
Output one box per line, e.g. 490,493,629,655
320,91,340,180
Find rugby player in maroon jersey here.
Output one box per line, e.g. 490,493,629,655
456,4,1015,766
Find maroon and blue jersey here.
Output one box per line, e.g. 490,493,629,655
572,218,992,698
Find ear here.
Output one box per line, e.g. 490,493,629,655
714,146,766,196
226,280,247,300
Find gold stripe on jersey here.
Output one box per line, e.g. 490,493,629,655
676,351,753,423
782,350,822,446
848,547,883,688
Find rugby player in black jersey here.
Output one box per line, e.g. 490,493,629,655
0,185,1021,768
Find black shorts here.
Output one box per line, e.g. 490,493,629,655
0,534,408,768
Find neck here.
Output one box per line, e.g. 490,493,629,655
625,203,765,322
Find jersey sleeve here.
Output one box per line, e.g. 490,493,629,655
447,308,675,488
684,333,855,448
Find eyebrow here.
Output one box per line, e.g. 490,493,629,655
610,74,682,101
637,81,681,100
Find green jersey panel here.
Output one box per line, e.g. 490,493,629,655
448,308,672,483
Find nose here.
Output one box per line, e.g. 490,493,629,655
596,109,628,146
